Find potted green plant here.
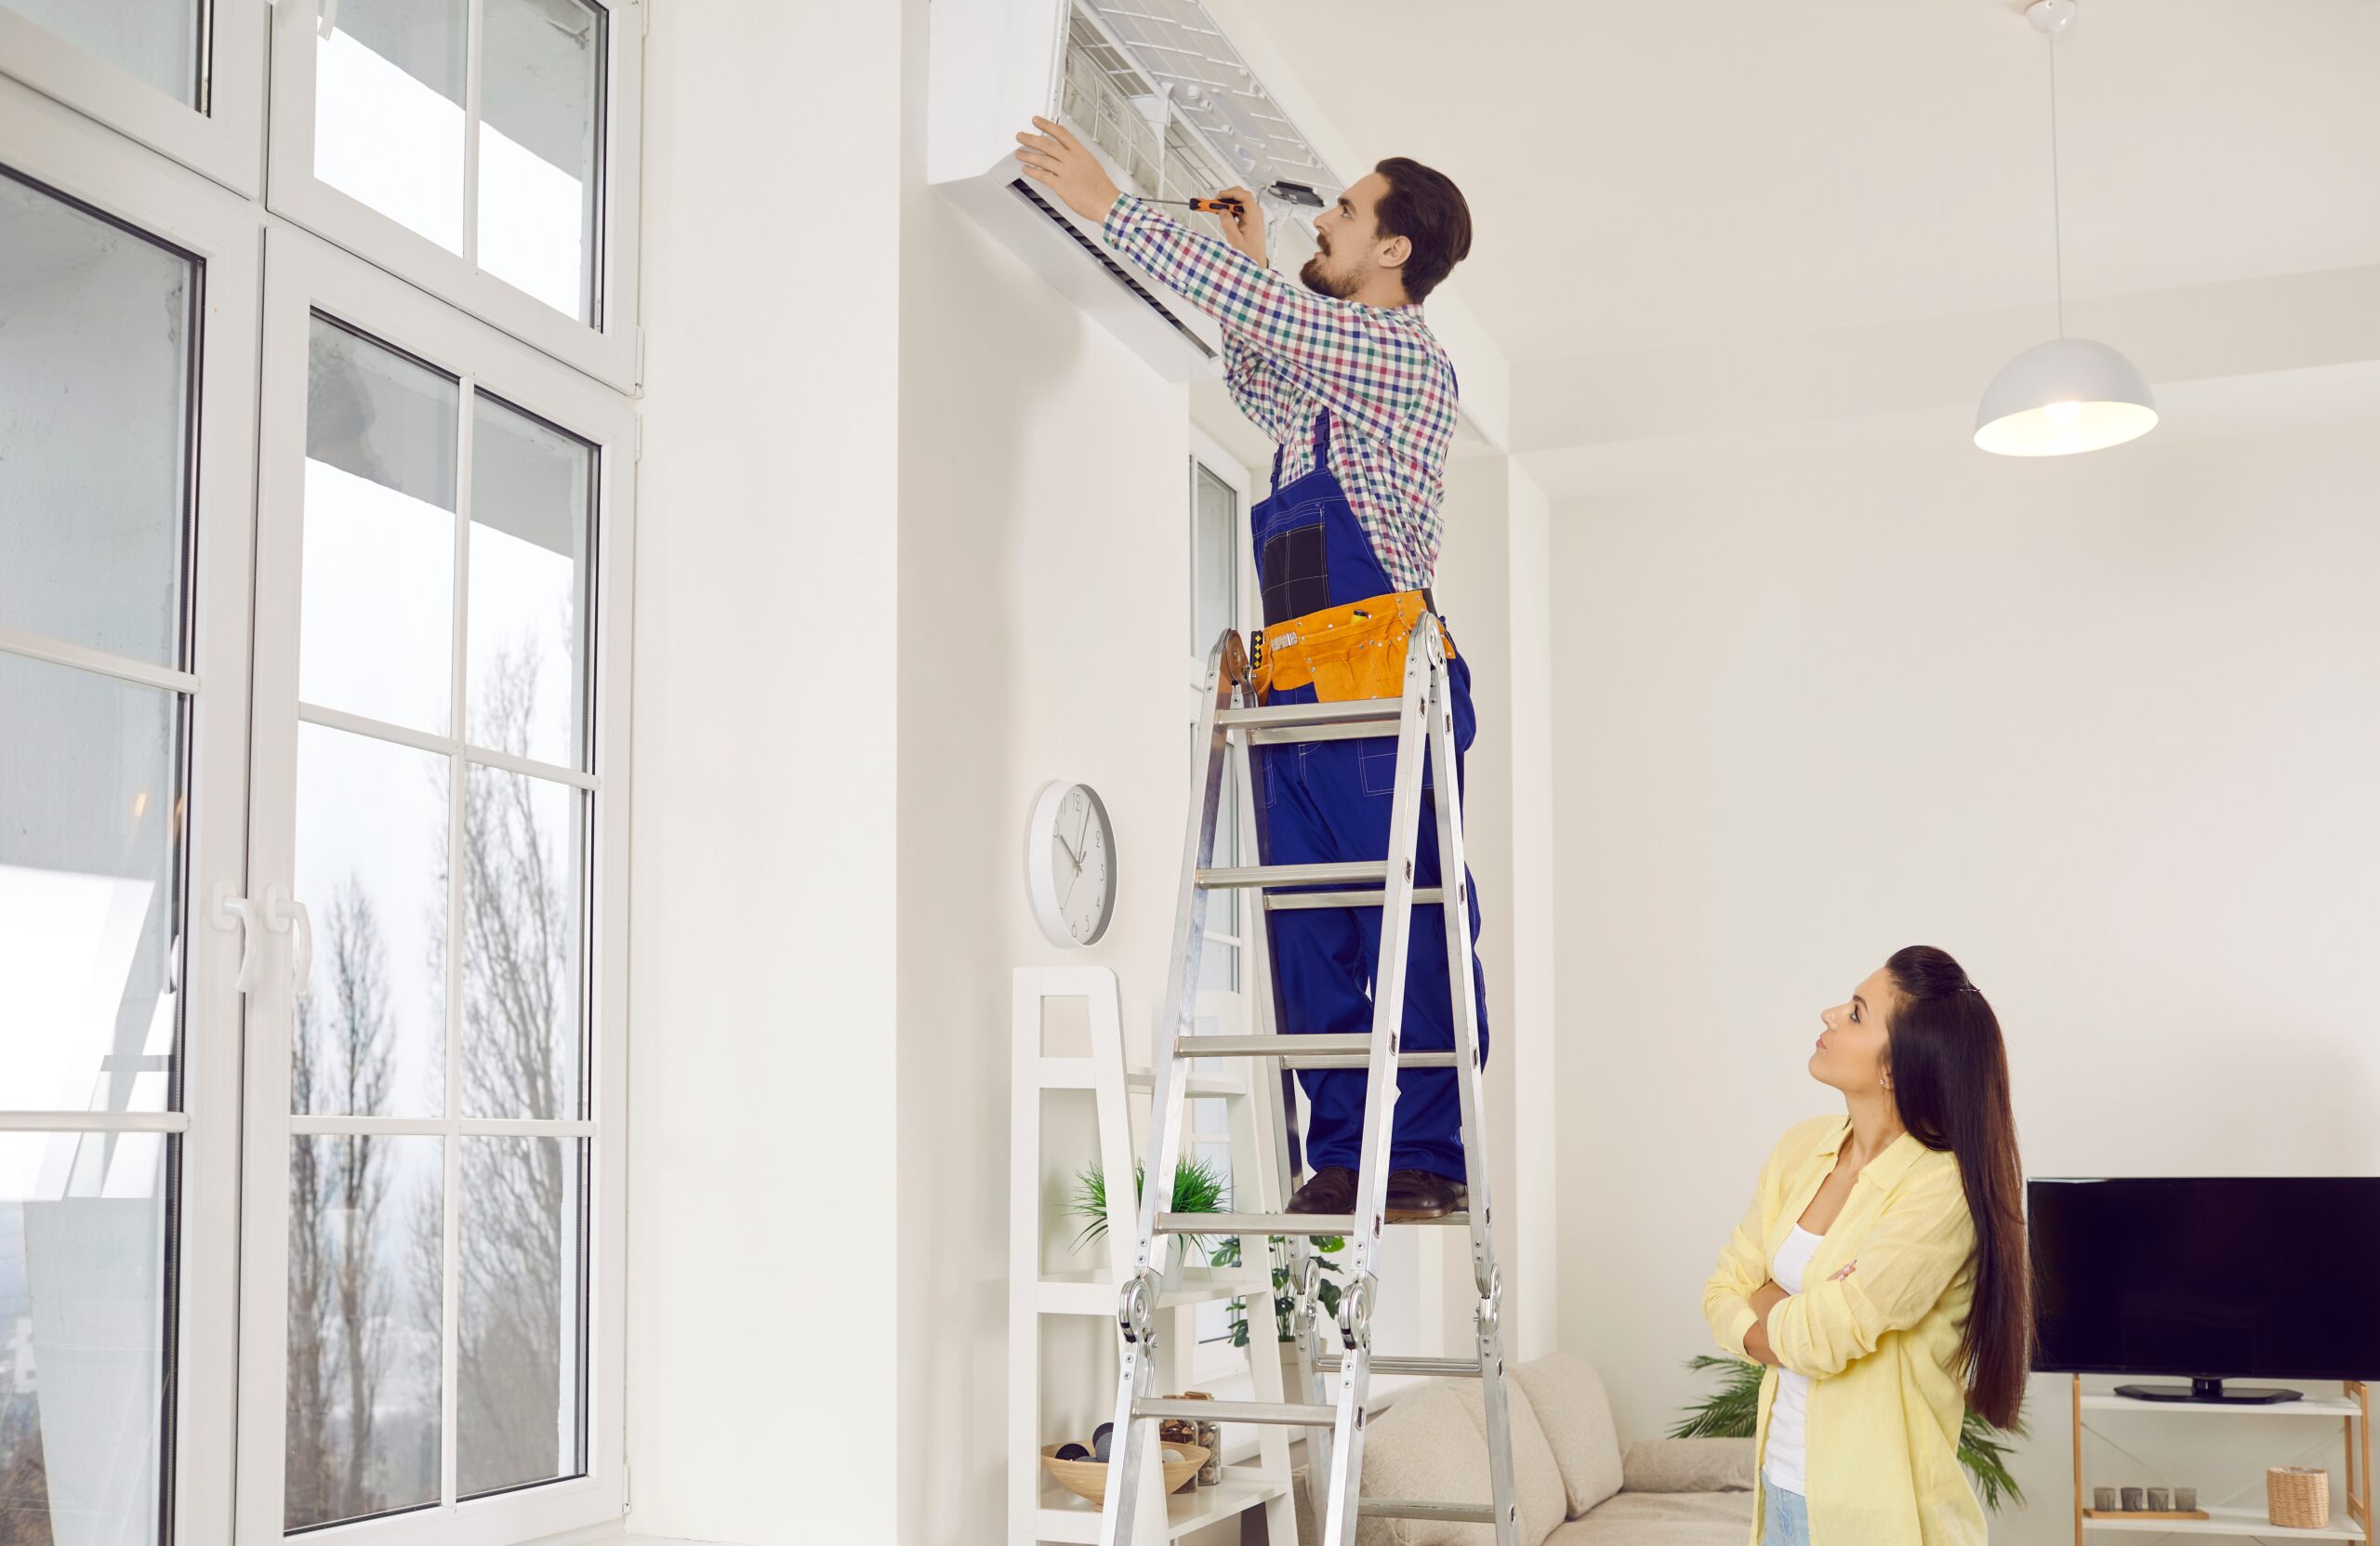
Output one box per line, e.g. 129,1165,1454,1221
1209,1235,1346,1347
1672,1354,2027,1511
1066,1156,1230,1284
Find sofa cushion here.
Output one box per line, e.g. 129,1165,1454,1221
1511,1354,1625,1517
1353,1383,1495,1546
1619,1437,1754,1494
1450,1377,1569,1546
1544,1489,1756,1546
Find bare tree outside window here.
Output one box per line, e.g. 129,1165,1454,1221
287,644,582,1526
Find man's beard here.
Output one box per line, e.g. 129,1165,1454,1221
1300,252,1360,300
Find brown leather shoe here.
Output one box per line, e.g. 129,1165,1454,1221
1287,1167,1357,1214
1385,1169,1467,1222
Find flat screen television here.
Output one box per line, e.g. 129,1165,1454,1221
2029,1176,2380,1404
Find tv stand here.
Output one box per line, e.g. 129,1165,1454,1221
2114,1376,2304,1405
2071,1376,2371,1544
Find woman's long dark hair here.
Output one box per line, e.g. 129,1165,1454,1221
1883,945,2031,1430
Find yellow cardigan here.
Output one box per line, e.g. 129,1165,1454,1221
1702,1115,1984,1546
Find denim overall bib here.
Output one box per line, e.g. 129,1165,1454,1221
1250,409,1490,1182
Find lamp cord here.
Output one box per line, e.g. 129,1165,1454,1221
2048,32,2065,339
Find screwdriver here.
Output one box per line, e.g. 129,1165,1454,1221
1145,196,1250,217
1144,182,1328,218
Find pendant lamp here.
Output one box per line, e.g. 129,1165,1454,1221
1975,0,2157,456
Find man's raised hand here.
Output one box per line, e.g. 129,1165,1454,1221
1013,116,1122,223
1212,185,1266,264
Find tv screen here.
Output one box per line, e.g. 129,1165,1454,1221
2030,1177,2380,1381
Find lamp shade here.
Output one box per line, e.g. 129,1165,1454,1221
1974,337,2158,456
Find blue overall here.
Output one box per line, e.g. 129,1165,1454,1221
1249,410,1490,1183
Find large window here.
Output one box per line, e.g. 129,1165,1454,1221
0,85,263,1546
235,231,632,1546
267,0,643,389
0,4,637,1539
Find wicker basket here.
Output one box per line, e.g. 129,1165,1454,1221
2269,1466,2330,1528
1042,1443,1209,1508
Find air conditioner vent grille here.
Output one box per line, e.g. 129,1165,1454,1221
1007,178,1217,360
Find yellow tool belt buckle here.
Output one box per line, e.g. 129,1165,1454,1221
1253,590,1453,705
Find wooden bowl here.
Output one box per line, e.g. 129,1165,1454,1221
1041,1442,1209,1506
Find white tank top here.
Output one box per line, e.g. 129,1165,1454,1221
1762,1225,1825,1494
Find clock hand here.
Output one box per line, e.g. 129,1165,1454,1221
1055,830,1083,867
1076,803,1093,858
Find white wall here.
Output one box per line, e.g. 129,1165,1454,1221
1549,417,2380,1541
627,3,903,1540
1430,453,1559,1361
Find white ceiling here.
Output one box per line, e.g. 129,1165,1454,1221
1227,0,2380,484
1236,0,2380,362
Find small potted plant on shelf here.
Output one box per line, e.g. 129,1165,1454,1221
1067,1156,1229,1288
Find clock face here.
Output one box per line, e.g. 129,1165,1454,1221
1028,782,1117,947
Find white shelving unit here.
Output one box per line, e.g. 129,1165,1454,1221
2071,1376,2373,1544
1008,966,1302,1545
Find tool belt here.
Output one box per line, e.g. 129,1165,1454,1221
1250,588,1456,704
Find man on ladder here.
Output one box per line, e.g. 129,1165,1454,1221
1014,119,1486,1223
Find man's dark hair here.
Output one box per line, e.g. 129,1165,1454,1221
1371,157,1473,303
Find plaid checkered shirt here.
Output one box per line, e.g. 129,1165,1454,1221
1103,194,1459,596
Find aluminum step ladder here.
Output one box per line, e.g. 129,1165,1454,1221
1100,618,1519,1546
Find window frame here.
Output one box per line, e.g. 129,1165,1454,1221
233,222,634,1546
263,0,645,392
0,0,267,195
0,71,266,1546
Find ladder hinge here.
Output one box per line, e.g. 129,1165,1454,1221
633,412,645,462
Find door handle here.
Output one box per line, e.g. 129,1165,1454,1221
267,885,314,1000
210,881,265,994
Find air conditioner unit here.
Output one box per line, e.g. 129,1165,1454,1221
928,0,1333,384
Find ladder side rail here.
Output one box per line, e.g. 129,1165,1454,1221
1103,629,1248,1546
1318,629,1437,1545
1421,623,1522,1546
1234,704,1334,1528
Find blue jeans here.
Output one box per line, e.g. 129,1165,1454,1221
1760,1484,1811,1546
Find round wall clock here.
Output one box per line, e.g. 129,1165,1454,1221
1025,781,1117,947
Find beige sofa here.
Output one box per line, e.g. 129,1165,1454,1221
1299,1354,1755,1546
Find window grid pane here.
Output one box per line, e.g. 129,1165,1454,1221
286,319,598,1528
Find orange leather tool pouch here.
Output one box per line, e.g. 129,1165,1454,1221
1251,590,1456,705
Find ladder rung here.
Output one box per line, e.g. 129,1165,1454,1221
1157,1210,1473,1234
1136,1396,1337,1427
1158,1211,1354,1236
1266,886,1443,911
1360,1499,1497,1525
1173,1035,1459,1071
1197,861,1389,891
1314,1353,1482,1378
1216,699,1402,733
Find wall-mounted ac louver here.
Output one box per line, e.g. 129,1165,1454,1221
929,0,1336,384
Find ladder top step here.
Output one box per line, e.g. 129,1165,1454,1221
1216,699,1403,731
1197,861,1389,891
1136,1395,1337,1427
1174,1035,1461,1071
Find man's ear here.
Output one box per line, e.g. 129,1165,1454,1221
1376,232,1411,272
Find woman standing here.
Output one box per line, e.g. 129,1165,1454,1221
1702,946,2031,1546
